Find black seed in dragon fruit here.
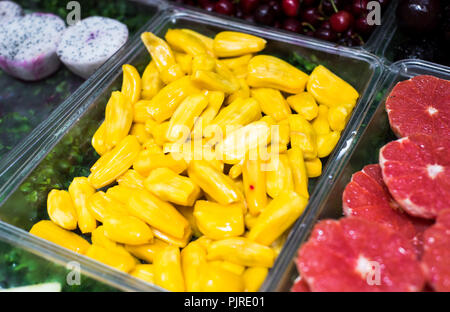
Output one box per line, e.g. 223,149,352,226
0,1,23,24
0,12,66,81
57,16,129,79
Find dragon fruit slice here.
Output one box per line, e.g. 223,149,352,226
0,1,23,23
57,16,128,79
0,12,66,81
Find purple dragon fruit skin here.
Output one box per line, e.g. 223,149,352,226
57,16,128,79
0,12,66,81
0,1,23,23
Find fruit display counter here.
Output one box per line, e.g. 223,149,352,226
0,0,448,293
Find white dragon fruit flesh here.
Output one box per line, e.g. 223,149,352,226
0,1,23,24
57,16,129,79
0,12,66,81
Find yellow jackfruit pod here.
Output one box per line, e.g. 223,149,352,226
89,135,141,189
288,114,317,160
117,169,145,189
251,88,291,121
133,100,154,123
127,189,189,239
317,131,341,158
91,226,119,251
165,28,208,57
144,167,201,206
130,123,151,144
166,93,208,142
29,220,90,254
213,31,266,57
215,120,271,164
229,163,242,179
192,70,239,94
181,241,207,292
145,76,200,123
145,120,170,146
226,78,250,105
208,98,261,140
68,177,97,233
177,205,202,238
247,190,308,245
278,119,290,147
187,160,243,205
142,138,164,154
151,226,192,248
86,244,136,273
242,151,268,216
328,104,352,132
247,55,309,94
243,267,268,292
104,91,133,149
287,147,309,199
307,65,359,108
103,214,153,246
121,64,141,106
125,238,168,263
87,191,129,223
206,237,275,268
286,92,319,121
141,60,164,100
164,141,224,173
140,32,184,84
191,91,225,139
153,246,185,292
174,52,193,75
92,122,109,156
180,29,215,57
133,150,187,176
47,189,77,230
311,104,331,135
91,226,137,262
193,200,245,240
209,260,245,276
220,54,252,79
265,154,294,199
130,264,155,284
305,157,322,178
271,231,289,257
200,263,245,292
244,211,259,230
191,54,216,72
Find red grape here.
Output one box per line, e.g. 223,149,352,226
282,0,300,17
352,0,368,16
314,27,337,41
254,4,275,25
283,18,302,32
240,0,260,14
330,10,354,32
354,14,374,34
215,0,235,15
300,7,323,27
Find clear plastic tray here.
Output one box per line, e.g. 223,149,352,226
268,59,450,292
0,7,384,292
0,0,161,169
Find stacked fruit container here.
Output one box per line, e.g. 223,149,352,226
0,0,448,292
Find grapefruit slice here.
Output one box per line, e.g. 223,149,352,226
296,217,425,292
290,276,310,292
385,75,450,138
379,134,450,219
421,209,450,291
343,164,417,241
